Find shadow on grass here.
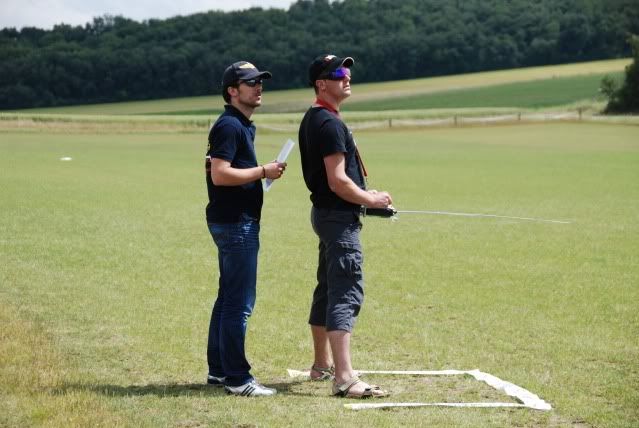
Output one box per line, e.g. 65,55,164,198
53,380,316,397
53,382,226,397
267,380,318,396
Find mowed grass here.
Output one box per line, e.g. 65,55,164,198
11,58,630,115
343,72,620,111
1,123,638,427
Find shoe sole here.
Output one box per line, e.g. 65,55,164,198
225,386,276,397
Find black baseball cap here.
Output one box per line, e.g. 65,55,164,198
308,54,354,86
222,61,272,87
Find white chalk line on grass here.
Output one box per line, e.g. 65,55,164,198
287,369,552,411
344,402,529,410
397,210,572,224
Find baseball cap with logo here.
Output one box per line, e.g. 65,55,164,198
308,54,354,86
222,61,272,88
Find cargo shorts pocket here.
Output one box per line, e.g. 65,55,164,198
336,242,363,279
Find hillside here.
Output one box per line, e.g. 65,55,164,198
11,58,629,115
1,0,637,109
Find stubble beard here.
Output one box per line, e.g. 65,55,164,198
240,95,261,109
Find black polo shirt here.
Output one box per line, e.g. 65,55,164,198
205,105,263,223
298,107,365,211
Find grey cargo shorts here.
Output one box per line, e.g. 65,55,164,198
308,206,364,332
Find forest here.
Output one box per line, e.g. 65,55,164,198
1,0,638,109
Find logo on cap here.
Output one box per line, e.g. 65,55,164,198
239,63,256,69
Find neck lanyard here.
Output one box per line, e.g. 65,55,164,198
313,98,339,116
354,143,368,183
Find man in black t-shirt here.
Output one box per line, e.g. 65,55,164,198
298,54,393,398
205,61,286,397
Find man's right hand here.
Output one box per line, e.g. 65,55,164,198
366,190,392,208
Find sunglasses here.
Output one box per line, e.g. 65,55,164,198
320,67,351,81
240,78,264,87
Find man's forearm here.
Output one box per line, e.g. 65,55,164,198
330,177,375,206
211,164,263,186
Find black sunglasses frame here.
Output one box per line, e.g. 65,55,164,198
239,78,264,87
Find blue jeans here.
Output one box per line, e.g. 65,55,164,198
207,217,260,387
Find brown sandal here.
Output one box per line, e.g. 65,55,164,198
332,376,388,398
310,365,335,381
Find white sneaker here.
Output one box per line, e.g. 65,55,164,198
225,380,277,397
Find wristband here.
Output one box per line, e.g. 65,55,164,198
261,165,266,179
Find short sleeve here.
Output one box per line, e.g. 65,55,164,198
318,118,347,158
209,120,239,162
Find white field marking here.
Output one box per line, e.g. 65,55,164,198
287,369,552,411
345,402,528,410
397,210,572,224
60,157,73,161
287,369,467,378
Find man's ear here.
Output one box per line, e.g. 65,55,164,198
316,80,325,93
227,86,238,99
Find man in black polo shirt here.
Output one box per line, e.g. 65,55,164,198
205,61,286,397
298,54,393,398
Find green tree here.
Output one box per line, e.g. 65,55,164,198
1,0,638,109
603,34,639,113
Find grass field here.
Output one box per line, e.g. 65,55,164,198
10,58,630,115
1,121,638,427
343,72,620,111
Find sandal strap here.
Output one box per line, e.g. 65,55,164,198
311,365,335,380
333,376,388,398
311,365,334,374
333,376,362,396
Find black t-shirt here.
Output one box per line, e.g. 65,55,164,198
205,105,263,223
298,107,365,211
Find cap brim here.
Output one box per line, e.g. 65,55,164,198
243,70,272,80
341,57,354,67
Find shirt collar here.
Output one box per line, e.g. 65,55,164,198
224,104,253,126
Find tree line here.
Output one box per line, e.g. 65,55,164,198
1,0,638,110
602,35,639,113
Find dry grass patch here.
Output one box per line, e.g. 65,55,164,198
0,304,125,427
